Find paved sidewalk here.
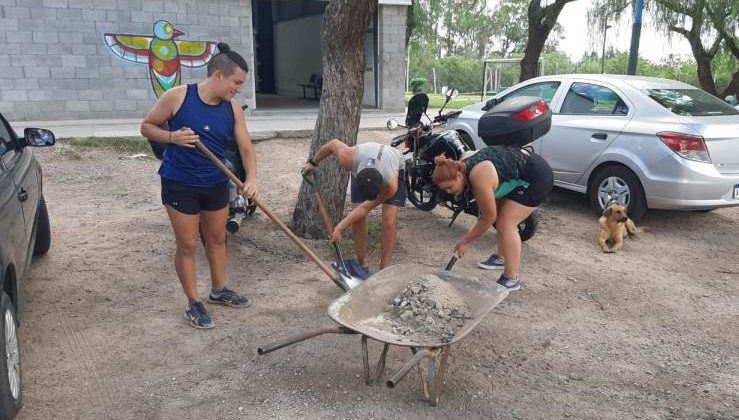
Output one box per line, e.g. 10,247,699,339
10,108,407,140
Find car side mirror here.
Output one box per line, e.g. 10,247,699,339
23,128,55,147
386,119,400,129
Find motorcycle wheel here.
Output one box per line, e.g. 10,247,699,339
405,164,437,211
517,212,537,242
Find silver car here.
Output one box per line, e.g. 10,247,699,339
446,74,739,219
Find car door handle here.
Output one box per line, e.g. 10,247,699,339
592,132,608,140
17,188,28,202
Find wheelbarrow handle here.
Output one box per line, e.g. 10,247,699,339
257,326,356,355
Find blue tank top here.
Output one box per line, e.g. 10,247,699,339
159,84,234,186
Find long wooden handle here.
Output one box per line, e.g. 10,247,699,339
314,193,335,235
194,142,337,281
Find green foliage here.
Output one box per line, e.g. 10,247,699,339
405,93,482,109
410,77,430,93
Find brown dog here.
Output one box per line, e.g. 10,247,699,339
598,204,638,253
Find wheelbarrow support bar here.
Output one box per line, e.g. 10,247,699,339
386,348,434,388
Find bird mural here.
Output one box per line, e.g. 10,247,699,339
103,20,217,98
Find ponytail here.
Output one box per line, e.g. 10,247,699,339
432,155,466,185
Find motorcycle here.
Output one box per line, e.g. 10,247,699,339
387,90,537,242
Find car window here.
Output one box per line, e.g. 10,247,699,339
646,88,739,116
0,119,17,165
503,81,561,104
561,82,629,115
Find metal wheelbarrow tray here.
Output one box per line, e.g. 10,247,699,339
258,263,509,406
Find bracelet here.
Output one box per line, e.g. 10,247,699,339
308,157,318,166
168,131,172,144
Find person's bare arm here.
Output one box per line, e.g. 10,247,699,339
140,86,198,147
454,163,498,257
302,139,354,174
232,100,258,198
331,177,398,242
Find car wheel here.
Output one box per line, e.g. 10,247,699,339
32,195,51,256
0,292,22,419
588,165,647,220
457,131,476,151
404,164,437,211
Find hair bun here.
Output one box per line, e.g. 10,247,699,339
216,42,231,53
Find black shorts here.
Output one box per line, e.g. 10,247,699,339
161,178,229,215
350,170,407,207
505,153,553,208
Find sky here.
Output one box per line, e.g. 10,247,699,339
486,0,695,63
556,1,693,63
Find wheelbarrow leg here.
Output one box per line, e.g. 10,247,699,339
426,346,450,406
361,335,390,385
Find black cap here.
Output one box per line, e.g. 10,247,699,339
356,168,383,200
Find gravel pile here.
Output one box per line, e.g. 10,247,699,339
384,274,472,344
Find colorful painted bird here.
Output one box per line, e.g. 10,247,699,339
103,20,217,98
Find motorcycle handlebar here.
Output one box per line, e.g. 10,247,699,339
390,134,407,147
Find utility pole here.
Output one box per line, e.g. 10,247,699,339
405,45,410,92
627,0,644,75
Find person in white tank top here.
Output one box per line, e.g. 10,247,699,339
303,139,406,270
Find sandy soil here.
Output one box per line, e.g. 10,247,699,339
17,131,739,420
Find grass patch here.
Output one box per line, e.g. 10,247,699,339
57,136,154,156
338,215,382,257
404,93,484,110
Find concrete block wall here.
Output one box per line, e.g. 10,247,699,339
378,4,407,113
0,0,254,121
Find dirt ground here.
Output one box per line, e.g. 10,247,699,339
18,131,738,420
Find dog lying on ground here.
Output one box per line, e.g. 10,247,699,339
598,204,638,253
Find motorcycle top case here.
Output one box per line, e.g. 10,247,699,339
477,96,552,147
418,130,467,161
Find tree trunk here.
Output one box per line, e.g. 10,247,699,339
519,0,573,82
290,0,377,239
695,56,718,96
718,69,739,99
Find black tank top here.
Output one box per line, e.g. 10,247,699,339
465,146,530,198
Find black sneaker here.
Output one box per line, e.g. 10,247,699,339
208,287,251,308
478,253,505,270
497,274,521,291
184,301,214,329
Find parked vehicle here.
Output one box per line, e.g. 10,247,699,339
446,74,739,219
388,90,538,241
0,111,55,419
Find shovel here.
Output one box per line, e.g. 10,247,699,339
194,141,354,291
302,171,368,288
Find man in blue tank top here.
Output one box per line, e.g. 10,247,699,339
141,43,257,329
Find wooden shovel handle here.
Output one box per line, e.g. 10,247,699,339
194,141,337,281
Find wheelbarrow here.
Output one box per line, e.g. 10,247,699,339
258,262,509,406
